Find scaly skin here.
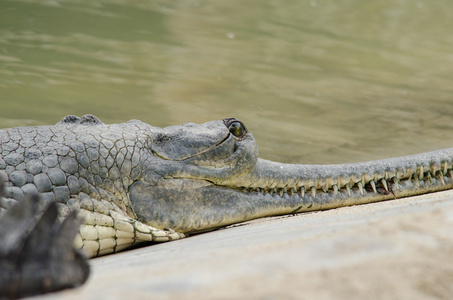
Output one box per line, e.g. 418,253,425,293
1,115,452,257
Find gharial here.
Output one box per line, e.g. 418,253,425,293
1,115,453,259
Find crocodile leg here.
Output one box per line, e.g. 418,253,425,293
0,192,89,299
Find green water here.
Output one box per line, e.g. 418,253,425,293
1,0,453,164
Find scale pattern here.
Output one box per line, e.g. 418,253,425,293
0,115,185,257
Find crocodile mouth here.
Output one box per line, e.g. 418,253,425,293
223,151,453,211
228,171,403,210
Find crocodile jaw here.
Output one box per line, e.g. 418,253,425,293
131,148,453,234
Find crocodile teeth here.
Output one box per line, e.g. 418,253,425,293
346,184,351,196
427,172,433,184
370,180,377,193
358,182,364,195
419,166,424,180
381,179,389,192
311,187,316,198
393,177,400,190
336,179,343,189
279,189,283,197
439,172,445,185
300,187,305,198
443,162,449,175
333,184,338,195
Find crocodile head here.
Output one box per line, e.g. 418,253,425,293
144,118,258,185
130,118,266,234
130,117,453,234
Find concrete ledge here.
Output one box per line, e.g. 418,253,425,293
32,190,453,299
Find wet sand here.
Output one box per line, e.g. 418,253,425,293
32,190,453,300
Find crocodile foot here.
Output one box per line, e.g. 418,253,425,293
0,185,90,299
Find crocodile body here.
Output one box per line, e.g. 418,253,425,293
1,115,453,258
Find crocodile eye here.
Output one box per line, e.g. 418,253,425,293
229,121,245,138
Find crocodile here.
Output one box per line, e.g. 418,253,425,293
1,115,453,259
